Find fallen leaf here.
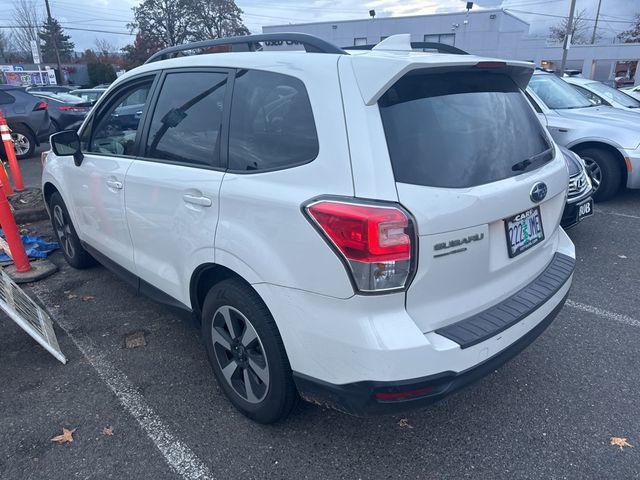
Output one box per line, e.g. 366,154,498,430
51,427,76,444
398,418,413,429
67,294,78,299
610,437,633,450
82,296,95,301
125,331,146,349
102,426,113,436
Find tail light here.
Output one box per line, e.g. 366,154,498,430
58,105,86,113
33,101,48,111
305,200,415,293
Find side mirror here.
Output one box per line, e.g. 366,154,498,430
50,130,83,166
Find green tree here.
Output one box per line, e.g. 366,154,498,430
191,0,250,39
87,62,116,86
618,14,640,43
39,18,75,62
122,32,163,70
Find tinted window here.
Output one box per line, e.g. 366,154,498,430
145,71,227,166
587,81,640,108
0,91,15,105
88,80,152,156
228,70,318,172
572,85,604,105
379,71,553,188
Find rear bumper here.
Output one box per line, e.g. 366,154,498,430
625,147,640,189
294,291,568,416
561,196,593,228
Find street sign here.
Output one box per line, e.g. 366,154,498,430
46,69,57,85
30,40,41,65
0,268,66,363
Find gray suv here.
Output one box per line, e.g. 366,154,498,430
526,71,640,201
0,85,51,159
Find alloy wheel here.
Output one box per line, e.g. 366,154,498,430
10,133,30,156
53,204,75,259
211,305,270,404
582,157,601,193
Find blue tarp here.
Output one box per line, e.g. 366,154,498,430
0,232,59,262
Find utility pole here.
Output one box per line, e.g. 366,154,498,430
591,0,603,44
558,0,577,77
44,0,65,85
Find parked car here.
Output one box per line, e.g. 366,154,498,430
621,84,640,101
70,88,107,105
26,85,76,94
526,71,640,201
0,85,50,159
30,92,92,132
559,146,593,228
42,33,575,423
564,77,640,112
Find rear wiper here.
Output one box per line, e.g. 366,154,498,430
511,159,532,171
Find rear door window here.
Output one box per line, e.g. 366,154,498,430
144,71,228,167
379,71,553,188
228,70,319,172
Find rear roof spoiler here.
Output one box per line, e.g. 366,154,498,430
350,54,535,106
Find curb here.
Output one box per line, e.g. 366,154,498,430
14,207,49,224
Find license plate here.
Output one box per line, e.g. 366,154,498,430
504,207,545,258
576,198,594,223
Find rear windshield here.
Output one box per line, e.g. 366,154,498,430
379,71,553,188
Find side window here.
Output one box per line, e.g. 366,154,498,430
525,91,543,113
145,71,227,167
87,80,153,156
574,85,603,105
228,70,319,172
0,91,15,105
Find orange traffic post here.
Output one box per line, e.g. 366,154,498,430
0,158,13,196
0,111,25,192
0,181,30,273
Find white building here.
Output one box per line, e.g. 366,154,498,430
263,9,640,86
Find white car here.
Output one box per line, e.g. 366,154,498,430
42,33,575,423
622,84,640,101
564,76,640,112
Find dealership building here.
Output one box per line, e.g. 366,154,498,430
263,9,640,86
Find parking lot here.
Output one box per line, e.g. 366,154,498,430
1,150,639,480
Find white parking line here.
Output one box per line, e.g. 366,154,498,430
31,285,215,480
566,299,640,329
595,208,640,220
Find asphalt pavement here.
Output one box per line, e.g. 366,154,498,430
1,152,639,479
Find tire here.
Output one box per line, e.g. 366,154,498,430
10,125,36,160
48,192,96,269
575,147,622,202
201,279,297,423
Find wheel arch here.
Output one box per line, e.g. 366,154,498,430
568,140,628,185
190,263,256,319
8,122,39,146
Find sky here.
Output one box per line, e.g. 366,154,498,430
4,0,638,51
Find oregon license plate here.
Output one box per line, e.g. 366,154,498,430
505,207,545,258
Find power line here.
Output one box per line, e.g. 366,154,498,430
0,24,134,35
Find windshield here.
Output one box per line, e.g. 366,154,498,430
379,70,553,189
529,74,593,109
587,81,640,108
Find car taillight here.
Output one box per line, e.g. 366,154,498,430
33,101,48,111
305,200,415,293
58,105,86,112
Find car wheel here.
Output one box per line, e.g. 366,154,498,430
575,147,622,202
201,279,297,424
49,192,96,269
10,125,35,159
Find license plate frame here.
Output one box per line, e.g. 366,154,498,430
504,206,545,258
576,198,594,223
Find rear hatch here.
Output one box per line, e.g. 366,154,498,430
377,65,568,334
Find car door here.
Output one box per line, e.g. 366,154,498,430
70,74,157,273
124,68,230,306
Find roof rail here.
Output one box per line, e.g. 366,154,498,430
145,33,347,64
344,42,469,55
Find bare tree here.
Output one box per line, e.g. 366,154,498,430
618,14,640,43
94,38,117,56
549,9,599,45
0,30,12,62
11,0,43,57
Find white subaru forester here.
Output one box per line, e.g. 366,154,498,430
43,34,575,423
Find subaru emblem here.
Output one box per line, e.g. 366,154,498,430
530,182,547,203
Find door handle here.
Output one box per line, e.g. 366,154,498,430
106,179,123,190
183,193,212,207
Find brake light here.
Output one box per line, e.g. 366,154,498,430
57,105,86,112
33,101,48,111
305,200,414,292
474,61,506,69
